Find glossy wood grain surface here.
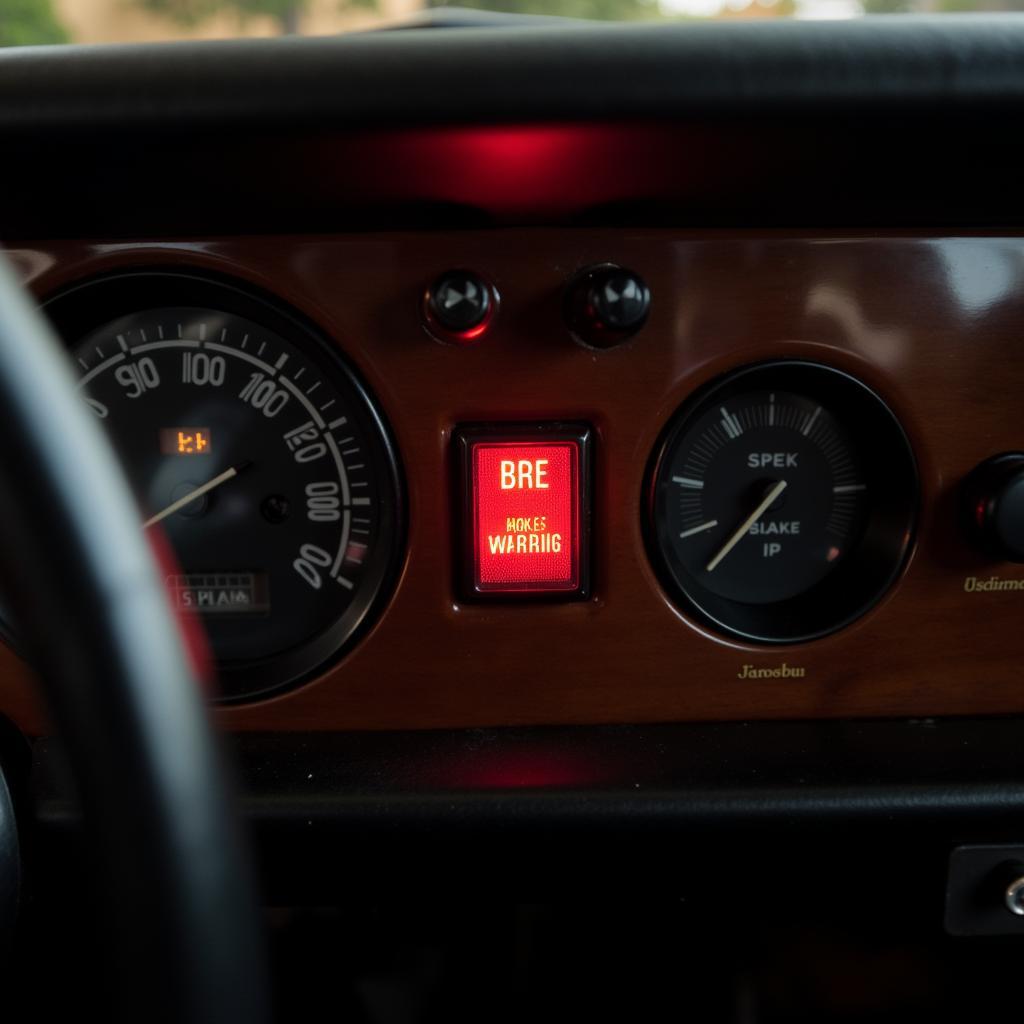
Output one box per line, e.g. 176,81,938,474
3,232,1023,734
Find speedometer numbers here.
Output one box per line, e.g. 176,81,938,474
647,362,917,643
50,274,402,701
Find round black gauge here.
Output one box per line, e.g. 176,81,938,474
646,362,917,644
45,272,403,701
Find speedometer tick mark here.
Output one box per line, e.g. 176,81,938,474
720,406,743,439
802,406,822,436
680,520,718,539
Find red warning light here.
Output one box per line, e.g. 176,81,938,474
458,426,591,598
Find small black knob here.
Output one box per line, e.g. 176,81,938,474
991,861,1024,916
423,270,495,342
966,454,1024,562
566,264,650,348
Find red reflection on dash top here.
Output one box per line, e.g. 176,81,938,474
471,441,580,591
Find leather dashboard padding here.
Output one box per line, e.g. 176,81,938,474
0,17,1023,131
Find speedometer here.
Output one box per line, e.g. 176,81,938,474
46,273,403,701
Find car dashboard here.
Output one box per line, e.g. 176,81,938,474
1,228,1022,734
3,18,1024,930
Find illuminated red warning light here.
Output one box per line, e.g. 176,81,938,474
474,442,577,589
457,425,591,598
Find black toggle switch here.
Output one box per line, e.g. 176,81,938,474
423,270,496,343
565,263,651,348
965,453,1024,562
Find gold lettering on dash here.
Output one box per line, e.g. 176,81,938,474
737,663,806,680
963,575,1024,592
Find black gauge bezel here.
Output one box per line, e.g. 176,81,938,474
41,269,406,703
645,361,918,645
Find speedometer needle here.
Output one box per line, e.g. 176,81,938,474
705,479,788,573
143,466,241,529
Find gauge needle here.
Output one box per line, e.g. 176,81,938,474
143,466,241,529
705,479,788,573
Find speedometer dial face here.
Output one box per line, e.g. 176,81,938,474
49,274,402,701
647,362,917,644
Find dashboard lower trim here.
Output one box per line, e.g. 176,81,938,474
26,718,1024,896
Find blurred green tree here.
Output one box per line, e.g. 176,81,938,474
427,0,660,17
136,0,374,34
0,0,68,46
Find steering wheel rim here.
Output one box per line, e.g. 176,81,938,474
0,256,269,1021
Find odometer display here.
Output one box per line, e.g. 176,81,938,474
159,426,213,455
50,274,402,701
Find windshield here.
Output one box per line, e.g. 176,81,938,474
1,0,1017,48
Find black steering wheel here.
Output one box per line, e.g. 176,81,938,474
0,258,269,1020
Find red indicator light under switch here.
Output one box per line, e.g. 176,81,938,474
458,426,591,598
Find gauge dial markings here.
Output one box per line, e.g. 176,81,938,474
670,396,851,578
56,287,403,702
679,520,719,540
647,366,917,643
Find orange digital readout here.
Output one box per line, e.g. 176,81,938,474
160,427,212,455
469,439,582,593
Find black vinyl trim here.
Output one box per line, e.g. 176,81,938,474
30,718,1024,900
2,17,1024,132
32,717,1024,835
5,19,1024,235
